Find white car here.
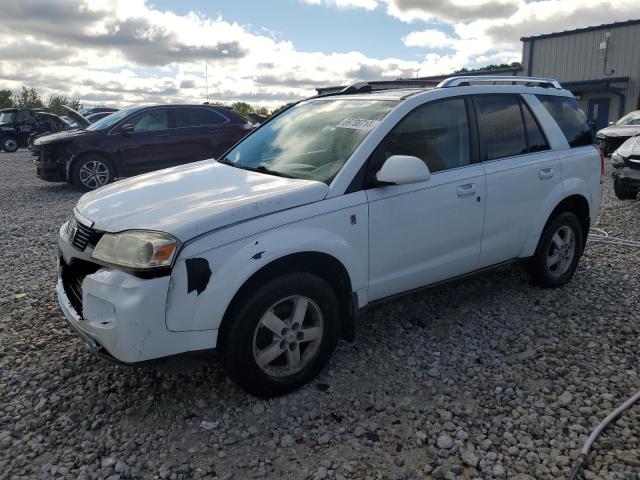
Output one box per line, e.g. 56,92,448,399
57,76,603,397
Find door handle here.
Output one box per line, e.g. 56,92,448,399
539,167,554,179
156,133,172,137
456,183,477,197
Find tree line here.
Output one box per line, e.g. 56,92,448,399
0,87,82,117
0,86,288,120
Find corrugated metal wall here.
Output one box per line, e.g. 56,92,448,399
522,22,640,119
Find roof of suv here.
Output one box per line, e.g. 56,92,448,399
313,76,570,102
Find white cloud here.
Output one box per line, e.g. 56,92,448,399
300,0,378,10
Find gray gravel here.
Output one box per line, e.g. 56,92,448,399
1,149,640,480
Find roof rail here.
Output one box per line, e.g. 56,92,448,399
437,76,563,89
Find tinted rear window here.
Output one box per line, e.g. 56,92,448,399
537,95,592,147
474,95,527,160
521,103,549,153
174,107,228,128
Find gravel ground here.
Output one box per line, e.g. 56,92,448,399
1,149,640,480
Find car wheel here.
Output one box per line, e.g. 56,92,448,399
71,155,114,190
613,179,637,200
221,272,339,397
527,212,584,288
2,137,19,152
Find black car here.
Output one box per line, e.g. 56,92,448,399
85,111,117,123
595,110,640,154
33,104,253,190
79,107,119,117
0,107,49,152
28,112,76,149
611,135,640,199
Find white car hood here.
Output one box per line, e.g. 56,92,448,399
76,160,329,241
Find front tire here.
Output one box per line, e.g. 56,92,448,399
613,179,637,200
71,155,114,190
527,212,584,288
2,136,19,152
220,273,339,397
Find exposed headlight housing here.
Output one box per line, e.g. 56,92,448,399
92,230,179,270
611,152,626,168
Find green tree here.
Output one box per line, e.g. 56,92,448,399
14,86,44,108
47,95,82,116
255,106,270,116
0,90,13,109
270,104,289,116
231,101,254,117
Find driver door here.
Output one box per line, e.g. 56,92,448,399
113,107,176,176
366,97,486,301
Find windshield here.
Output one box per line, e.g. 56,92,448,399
221,98,398,183
86,106,138,131
617,111,640,126
0,111,16,124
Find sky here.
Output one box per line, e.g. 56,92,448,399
1,0,639,109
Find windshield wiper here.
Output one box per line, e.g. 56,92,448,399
217,158,293,178
254,165,294,178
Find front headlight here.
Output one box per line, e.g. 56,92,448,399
92,230,179,269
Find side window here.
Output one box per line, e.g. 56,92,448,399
17,110,31,123
537,95,593,147
521,102,550,153
474,95,527,160
379,98,470,174
174,108,227,128
128,109,169,132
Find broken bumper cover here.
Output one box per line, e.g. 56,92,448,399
57,241,217,363
34,150,66,182
612,167,640,188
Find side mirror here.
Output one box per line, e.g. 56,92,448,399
120,123,134,134
375,155,431,185
609,121,615,126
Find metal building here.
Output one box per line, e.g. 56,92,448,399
522,19,640,131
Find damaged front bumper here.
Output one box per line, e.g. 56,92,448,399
34,148,66,182
57,230,217,364
612,166,640,188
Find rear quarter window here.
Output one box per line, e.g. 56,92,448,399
537,95,593,148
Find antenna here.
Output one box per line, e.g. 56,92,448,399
205,65,209,103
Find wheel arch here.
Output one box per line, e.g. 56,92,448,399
218,251,357,348
67,150,118,181
521,192,591,258
546,194,590,244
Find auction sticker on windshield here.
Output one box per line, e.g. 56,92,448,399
336,118,380,131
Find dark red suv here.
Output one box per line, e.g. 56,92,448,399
33,104,253,190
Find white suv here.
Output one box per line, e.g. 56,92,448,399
57,76,604,397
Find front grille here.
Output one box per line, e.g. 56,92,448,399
60,259,101,317
69,218,103,252
629,156,640,170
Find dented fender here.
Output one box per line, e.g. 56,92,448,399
165,193,369,333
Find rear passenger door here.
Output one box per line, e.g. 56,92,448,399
473,94,561,268
170,107,237,164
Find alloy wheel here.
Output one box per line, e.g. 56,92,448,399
3,138,18,152
252,295,324,377
546,225,576,277
78,160,110,189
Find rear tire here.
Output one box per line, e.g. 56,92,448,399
71,154,115,191
527,212,584,288
613,179,637,200
220,273,339,398
2,136,19,153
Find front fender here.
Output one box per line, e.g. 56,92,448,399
165,196,368,333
